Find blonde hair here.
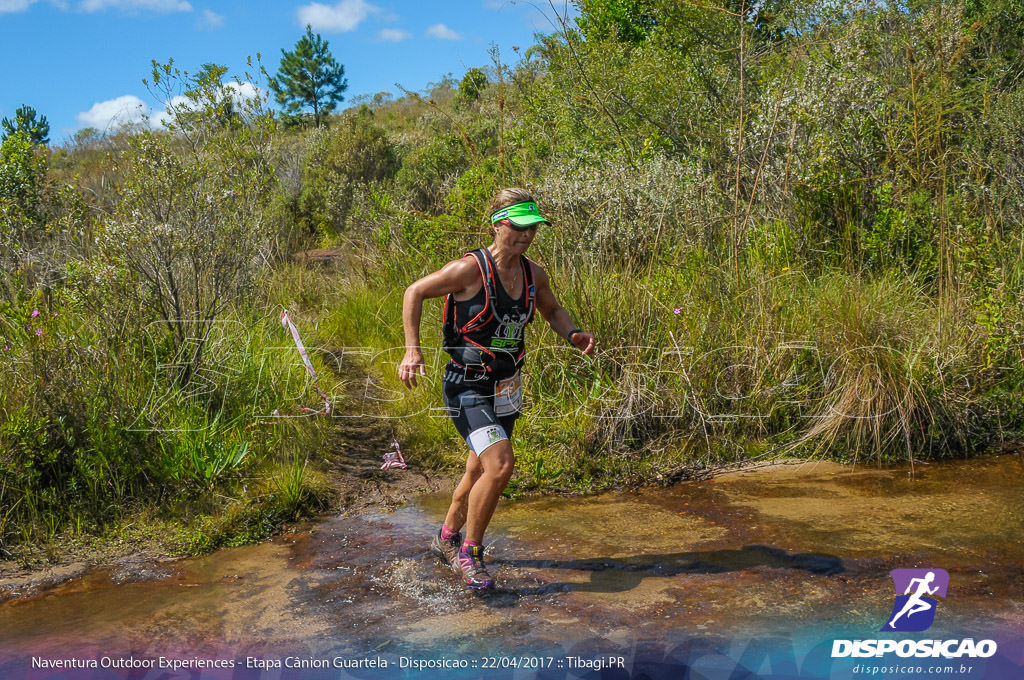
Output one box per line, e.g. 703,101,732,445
487,187,535,238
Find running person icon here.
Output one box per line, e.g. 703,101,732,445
398,188,596,590
888,571,939,628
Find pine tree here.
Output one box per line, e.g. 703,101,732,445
1,105,50,146
269,25,348,127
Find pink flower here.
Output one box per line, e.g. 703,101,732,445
31,310,39,317
674,308,682,315
35,328,43,336
3,346,8,351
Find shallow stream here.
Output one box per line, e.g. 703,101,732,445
2,455,1022,678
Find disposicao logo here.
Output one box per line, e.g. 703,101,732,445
831,568,998,660
882,568,949,632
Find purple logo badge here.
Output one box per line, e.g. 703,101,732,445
881,568,949,632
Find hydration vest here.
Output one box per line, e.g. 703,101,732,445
442,248,536,377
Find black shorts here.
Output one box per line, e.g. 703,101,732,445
442,362,521,455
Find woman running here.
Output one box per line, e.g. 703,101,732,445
399,188,596,590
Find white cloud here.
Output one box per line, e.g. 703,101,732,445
76,95,152,130
197,8,223,29
4,0,195,11
76,81,263,132
156,95,194,126
297,0,377,33
224,81,264,108
426,23,461,40
80,0,192,11
378,28,411,42
158,83,264,123
0,0,37,12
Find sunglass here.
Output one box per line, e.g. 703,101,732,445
499,219,540,233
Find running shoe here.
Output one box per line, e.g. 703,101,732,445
430,529,463,566
452,544,495,590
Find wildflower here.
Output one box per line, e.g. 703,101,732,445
31,310,39,317
35,328,43,336
3,346,8,351
674,308,682,315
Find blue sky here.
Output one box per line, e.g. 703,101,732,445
0,0,576,144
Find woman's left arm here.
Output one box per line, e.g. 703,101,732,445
533,263,596,355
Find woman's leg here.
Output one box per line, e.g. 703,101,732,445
464,439,515,544
442,450,483,532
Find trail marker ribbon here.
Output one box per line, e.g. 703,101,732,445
281,309,331,416
382,439,408,470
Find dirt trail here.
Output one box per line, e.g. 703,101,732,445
319,365,444,515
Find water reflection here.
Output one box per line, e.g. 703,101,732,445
501,545,844,594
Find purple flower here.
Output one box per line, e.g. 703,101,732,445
674,308,682,315
31,310,39,317
3,346,8,351
35,328,43,336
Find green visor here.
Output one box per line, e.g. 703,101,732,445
489,201,550,230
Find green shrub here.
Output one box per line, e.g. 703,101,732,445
395,134,468,213
299,111,397,236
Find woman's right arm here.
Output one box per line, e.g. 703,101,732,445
399,256,479,388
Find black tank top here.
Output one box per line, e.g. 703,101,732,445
442,248,536,378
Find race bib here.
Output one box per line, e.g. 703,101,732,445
494,372,523,417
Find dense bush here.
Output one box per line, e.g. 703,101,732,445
0,63,329,557
324,0,1024,471
299,110,397,236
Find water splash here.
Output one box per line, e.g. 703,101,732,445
375,558,465,614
